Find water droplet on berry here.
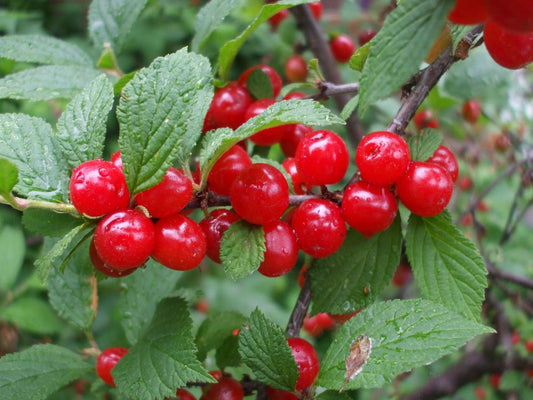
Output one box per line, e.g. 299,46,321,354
99,167,110,177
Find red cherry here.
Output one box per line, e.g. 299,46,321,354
303,313,335,337
511,331,521,345
94,209,155,270
152,214,206,271
268,9,289,31
96,347,128,387
202,377,243,400
448,0,488,25
291,199,346,258
458,176,473,191
485,0,533,33
494,133,511,152
195,299,209,314
284,55,308,83
462,99,481,124
176,388,196,400
484,21,533,69
266,386,297,400
208,82,253,129
392,264,412,287
280,124,313,158
244,99,287,146
413,110,439,130
282,157,310,195
110,150,123,170
341,181,398,238
295,130,349,185
69,159,130,218
134,167,192,218
358,29,377,46
525,339,533,352
208,145,252,197
230,163,289,225
328,310,361,323
286,337,320,391
355,131,411,187
396,161,454,217
238,64,282,98
330,34,356,63
426,145,459,183
298,265,307,288
257,221,298,277
474,386,486,400
489,373,501,390
282,92,307,101
199,209,240,263
89,239,138,278
308,2,323,20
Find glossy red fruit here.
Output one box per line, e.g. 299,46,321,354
96,347,128,387
282,157,310,195
176,388,196,400
355,131,411,187
448,0,488,25
269,9,289,31
328,310,361,323
485,0,533,33
308,2,323,20
330,34,356,63
483,20,533,69
525,338,533,352
489,373,501,390
110,150,123,170
291,199,346,258
392,264,412,287
202,377,244,400
244,99,288,145
89,239,137,278
426,145,459,183
238,64,282,98
396,161,454,217
195,299,209,314
341,181,398,237
208,145,252,196
280,124,313,158
286,337,320,391
152,214,206,271
134,167,192,218
266,387,298,400
298,265,307,288
199,209,240,263
458,176,473,191
69,159,129,217
303,313,335,337
295,130,349,185
208,82,253,129
94,209,155,269
358,29,377,46
413,110,439,130
230,163,289,225
284,55,308,82
462,99,481,124
258,221,298,277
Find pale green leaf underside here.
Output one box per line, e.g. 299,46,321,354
0,297,64,335
191,0,241,52
0,224,25,291
319,299,494,390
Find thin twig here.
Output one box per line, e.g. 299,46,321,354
286,271,312,338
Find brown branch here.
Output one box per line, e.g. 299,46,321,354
286,271,312,338
313,81,359,100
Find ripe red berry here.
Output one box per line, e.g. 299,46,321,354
448,0,488,25
268,9,289,31
134,167,192,218
458,175,473,191
483,21,533,69
257,221,298,277
230,163,289,225
355,131,411,187
511,331,521,345
208,145,252,196
494,133,511,152
485,0,533,33
94,209,155,269
291,199,346,258
462,99,481,124
195,299,209,314
298,265,307,288
69,159,129,217
96,347,128,387
308,2,323,20
474,385,486,400
413,110,439,130
396,161,454,217
303,313,335,337
89,239,138,278
392,264,412,287
284,55,308,82
489,373,501,390
199,209,240,263
526,339,533,352
152,214,207,271
358,29,377,46
330,34,356,63
202,377,243,400
341,181,398,237
282,157,310,195
266,386,297,400
207,82,253,129
176,388,196,400
328,310,361,323
286,337,320,391
295,130,349,185
280,123,313,158
238,64,282,98
244,99,288,145
110,150,123,170
426,145,459,183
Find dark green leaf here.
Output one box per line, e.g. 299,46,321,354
195,311,247,360
216,335,241,369
0,297,64,335
316,392,353,400
407,131,443,161
247,68,274,99
0,158,18,198
22,209,82,237
0,224,25,291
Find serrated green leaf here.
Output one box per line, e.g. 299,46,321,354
0,114,70,202
195,311,247,360
405,211,487,322
117,48,213,194
0,158,18,198
113,297,214,400
319,299,494,390
0,297,64,335
238,309,298,391
113,71,136,96
56,74,113,168
88,0,148,52
349,43,370,72
220,220,265,280
0,34,92,66
358,0,454,114
47,240,96,331
0,224,25,291
191,0,242,52
407,131,443,161
22,209,82,237
247,68,274,99
450,24,473,53
340,95,359,121
0,344,93,400
0,65,101,101
119,260,181,345
216,335,241,369
310,218,402,315
218,0,313,79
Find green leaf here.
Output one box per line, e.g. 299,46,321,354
407,131,442,161
0,65,101,101
0,297,64,335
195,311,247,360
318,299,494,390
0,34,93,66
349,42,370,72
119,260,181,345
358,0,455,114
113,71,136,96
0,224,25,291
246,68,274,99
216,335,241,369
0,344,93,400
405,211,488,322
117,48,213,194
0,158,18,198
340,95,359,121
220,220,266,280
0,114,70,202
238,309,298,391
191,0,242,52
450,24,473,53
56,74,114,168
316,392,353,400
88,0,148,52
218,0,313,79
310,218,402,315
113,297,214,400
47,240,96,331
22,209,82,237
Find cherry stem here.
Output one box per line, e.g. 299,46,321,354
0,194,80,217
